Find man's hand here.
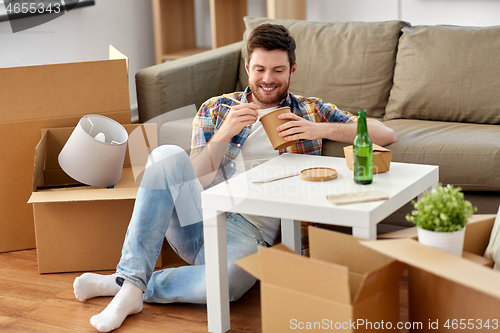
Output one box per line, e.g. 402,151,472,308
276,112,326,141
214,103,260,142
276,113,397,146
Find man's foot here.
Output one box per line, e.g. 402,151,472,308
90,279,143,332
73,273,121,301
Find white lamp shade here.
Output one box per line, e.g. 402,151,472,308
58,115,128,187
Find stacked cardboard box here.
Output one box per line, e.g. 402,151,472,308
0,46,131,253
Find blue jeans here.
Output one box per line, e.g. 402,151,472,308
116,145,266,303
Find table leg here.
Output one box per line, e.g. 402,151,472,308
418,183,438,200
352,226,377,240
203,209,230,333
281,219,302,254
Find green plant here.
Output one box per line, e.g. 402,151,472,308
406,184,477,232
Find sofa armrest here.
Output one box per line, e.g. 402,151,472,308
136,41,244,123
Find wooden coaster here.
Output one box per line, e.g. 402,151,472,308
300,167,337,182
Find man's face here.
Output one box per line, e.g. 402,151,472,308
245,48,297,108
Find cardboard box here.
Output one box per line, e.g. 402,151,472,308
344,144,392,174
237,227,406,332
0,46,131,253
28,123,160,274
364,215,500,332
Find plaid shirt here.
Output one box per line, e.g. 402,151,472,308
191,87,356,188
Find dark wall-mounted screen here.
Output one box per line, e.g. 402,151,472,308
0,0,95,22
0,0,95,32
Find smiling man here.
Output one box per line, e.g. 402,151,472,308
191,24,396,188
73,24,396,333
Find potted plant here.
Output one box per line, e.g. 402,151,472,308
406,183,477,256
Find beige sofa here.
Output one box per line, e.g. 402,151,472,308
136,17,500,228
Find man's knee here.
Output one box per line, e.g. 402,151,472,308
147,145,187,167
140,145,191,189
150,145,186,162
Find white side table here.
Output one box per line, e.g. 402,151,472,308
202,153,439,332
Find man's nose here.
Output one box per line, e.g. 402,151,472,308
262,71,273,84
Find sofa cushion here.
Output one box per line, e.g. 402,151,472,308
385,25,500,124
159,117,194,153
238,17,409,118
322,139,350,158
383,119,500,191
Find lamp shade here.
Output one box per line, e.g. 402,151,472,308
58,115,128,187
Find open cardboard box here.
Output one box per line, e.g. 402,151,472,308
237,227,406,332
366,214,500,332
28,123,163,274
344,144,392,174
0,46,131,253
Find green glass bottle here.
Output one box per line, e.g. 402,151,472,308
353,109,373,184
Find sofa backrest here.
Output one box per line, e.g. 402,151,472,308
385,25,500,125
237,17,409,118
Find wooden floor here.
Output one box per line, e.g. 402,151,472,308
0,248,261,332
0,248,408,333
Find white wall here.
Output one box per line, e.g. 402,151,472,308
305,0,500,26
243,0,500,26
401,0,500,27
0,0,155,118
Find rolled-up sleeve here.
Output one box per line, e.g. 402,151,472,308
191,98,218,156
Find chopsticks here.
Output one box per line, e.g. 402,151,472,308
221,104,266,117
221,95,266,116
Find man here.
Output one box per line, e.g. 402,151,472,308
73,24,396,332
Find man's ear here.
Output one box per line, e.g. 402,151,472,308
245,59,249,74
290,61,297,78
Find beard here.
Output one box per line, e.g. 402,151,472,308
249,79,290,106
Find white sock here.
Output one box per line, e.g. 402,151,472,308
90,279,144,332
73,273,121,302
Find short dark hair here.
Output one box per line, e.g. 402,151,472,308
246,24,296,70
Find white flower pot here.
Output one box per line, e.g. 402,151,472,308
417,227,466,257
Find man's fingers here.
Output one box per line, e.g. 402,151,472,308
240,114,258,123
228,103,260,119
277,119,299,132
232,103,261,111
277,112,300,120
234,107,259,119
227,110,258,126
